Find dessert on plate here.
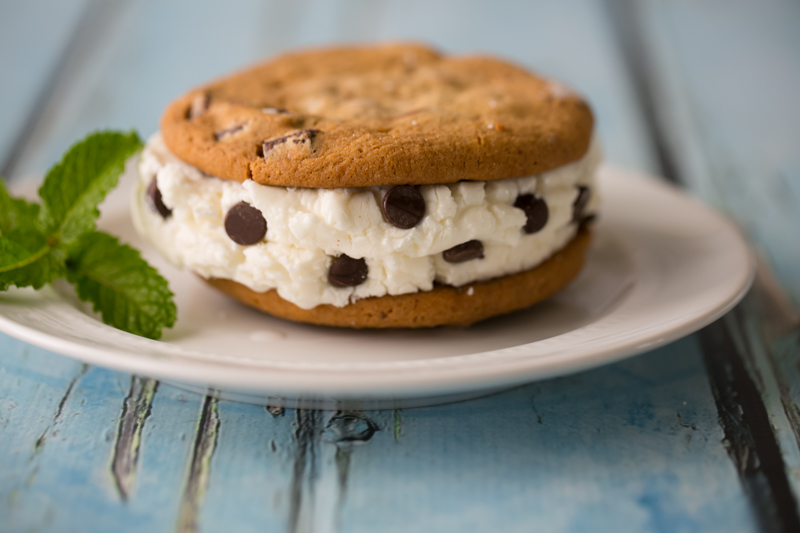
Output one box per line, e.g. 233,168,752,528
131,43,600,328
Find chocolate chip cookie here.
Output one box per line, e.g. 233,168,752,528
160,43,593,188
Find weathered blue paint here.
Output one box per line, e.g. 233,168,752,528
337,340,756,533
1,0,800,531
0,340,207,532
195,401,296,533
635,0,800,303
0,0,90,174
633,0,800,509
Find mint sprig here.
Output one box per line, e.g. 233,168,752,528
0,131,177,339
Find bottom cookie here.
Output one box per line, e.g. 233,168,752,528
205,228,591,329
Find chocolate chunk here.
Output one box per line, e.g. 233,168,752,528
514,194,549,234
214,122,247,141
579,214,597,231
146,178,172,219
262,129,320,159
188,93,210,119
381,185,426,229
224,202,267,245
442,240,484,263
328,255,369,287
572,186,591,223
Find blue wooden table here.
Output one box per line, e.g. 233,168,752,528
2,1,800,531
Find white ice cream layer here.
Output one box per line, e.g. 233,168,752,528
131,133,600,309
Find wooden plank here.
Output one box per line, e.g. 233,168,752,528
0,341,88,511
0,0,90,177
336,342,756,532
117,384,206,531
191,401,296,533
0,340,761,532
625,0,800,526
632,0,800,302
8,0,313,180
0,336,207,532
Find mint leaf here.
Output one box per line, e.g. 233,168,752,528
0,253,62,291
0,183,59,289
0,228,47,270
66,232,176,339
0,179,41,235
38,131,142,244
0,229,61,289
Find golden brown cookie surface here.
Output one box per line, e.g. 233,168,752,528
161,43,594,188
204,229,591,328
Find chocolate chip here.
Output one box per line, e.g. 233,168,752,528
572,186,591,223
214,122,247,141
262,129,320,158
188,93,209,119
224,202,267,245
328,255,369,287
381,185,425,229
514,194,549,234
442,240,484,263
579,214,597,230
146,178,172,219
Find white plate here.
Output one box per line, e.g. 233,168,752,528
0,165,754,409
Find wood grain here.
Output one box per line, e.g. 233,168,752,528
1,0,799,532
629,1,800,527
110,377,157,500
0,0,90,177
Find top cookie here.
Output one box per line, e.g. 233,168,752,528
161,43,594,188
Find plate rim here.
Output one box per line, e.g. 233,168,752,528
0,165,755,399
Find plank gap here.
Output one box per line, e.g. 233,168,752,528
32,363,89,456
110,377,158,501
603,0,680,183
176,395,220,533
700,318,800,533
288,409,320,533
606,0,800,527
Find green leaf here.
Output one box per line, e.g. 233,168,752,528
65,231,176,339
38,131,143,244
0,229,61,289
0,183,61,289
0,179,41,235
0,228,47,270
